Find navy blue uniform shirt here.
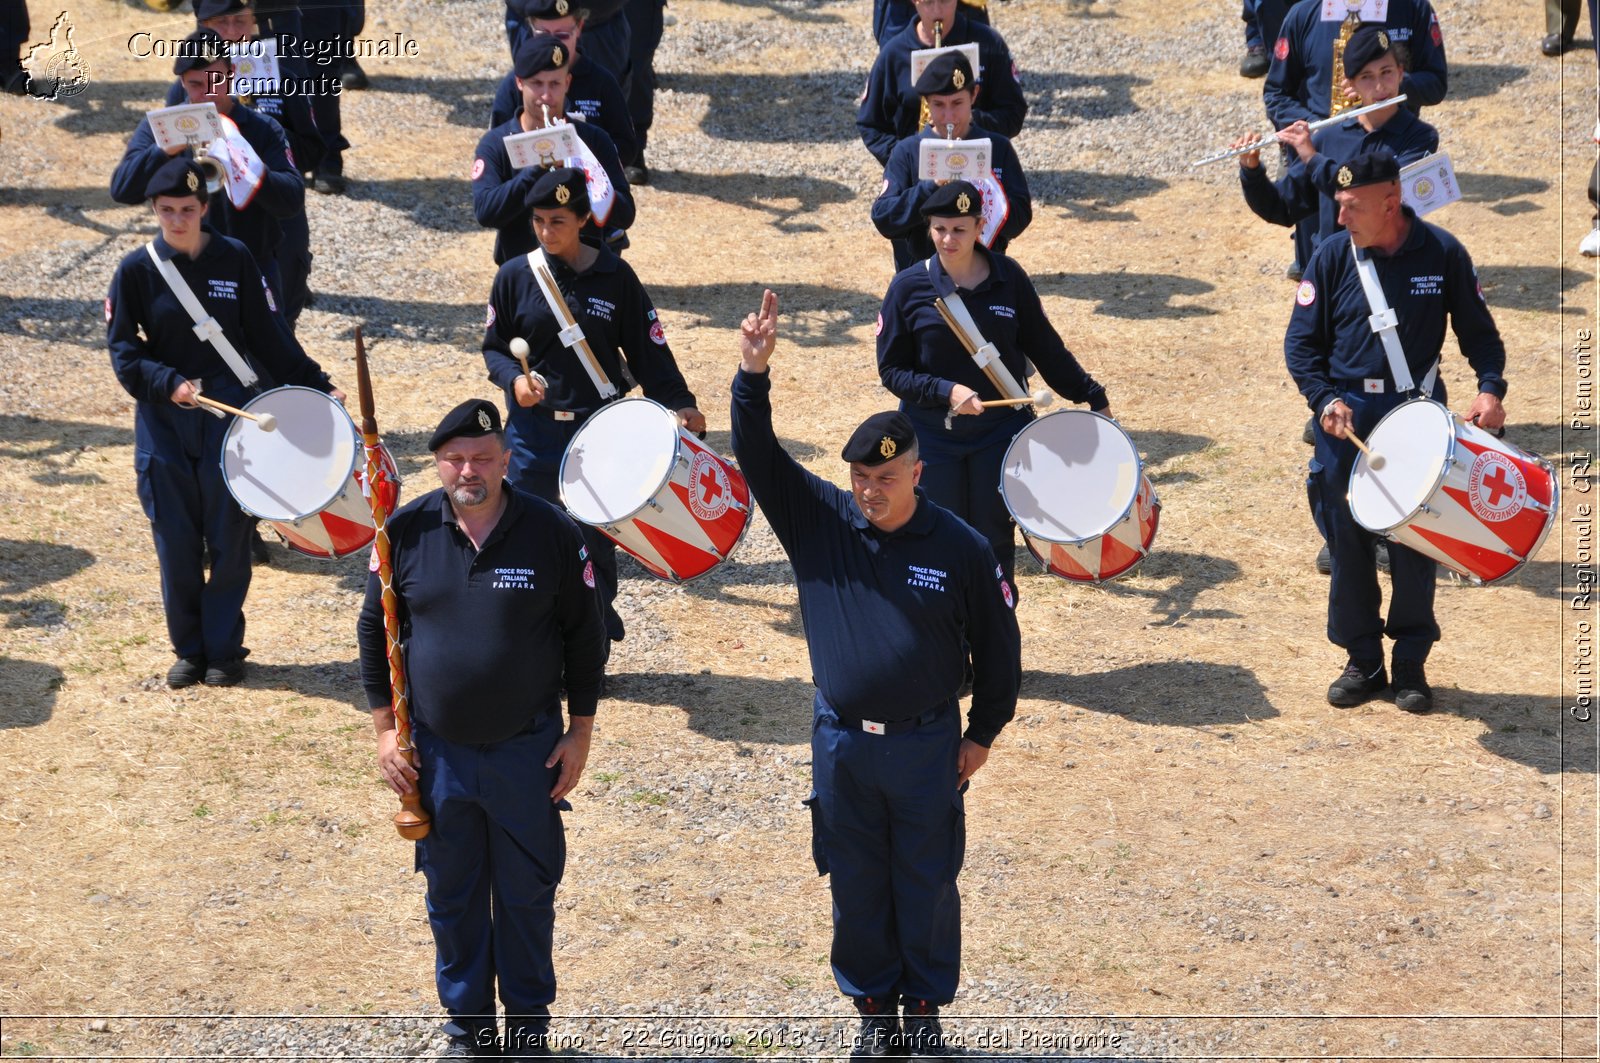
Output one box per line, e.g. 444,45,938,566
357,485,608,743
729,368,1021,746
482,244,696,418
871,123,1032,271
877,248,1108,446
161,59,325,174
106,231,329,454
1241,107,1437,250
488,56,639,166
472,112,635,265
1285,208,1506,416
1264,0,1447,127
111,102,305,265
856,13,1027,166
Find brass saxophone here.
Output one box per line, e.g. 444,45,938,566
1329,13,1364,116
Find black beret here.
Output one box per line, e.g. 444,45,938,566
914,51,975,96
172,28,231,74
513,32,573,77
526,166,590,213
1333,148,1400,191
1340,23,1395,81
145,157,207,200
428,399,503,451
841,411,917,466
518,0,582,19
194,0,249,21
919,178,983,219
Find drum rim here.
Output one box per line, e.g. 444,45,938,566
1348,397,1458,534
999,409,1147,546
219,385,360,522
558,396,682,526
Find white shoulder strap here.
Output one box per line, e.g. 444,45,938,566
1350,239,1437,394
526,251,618,399
145,242,260,389
925,257,1027,400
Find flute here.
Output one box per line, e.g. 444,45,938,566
1189,95,1409,168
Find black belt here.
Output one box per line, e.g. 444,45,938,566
831,703,950,736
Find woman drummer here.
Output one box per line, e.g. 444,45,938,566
481,166,705,644
876,179,1114,592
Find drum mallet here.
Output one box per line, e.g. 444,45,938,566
508,337,549,391
194,394,277,432
1345,427,1385,470
978,389,1055,410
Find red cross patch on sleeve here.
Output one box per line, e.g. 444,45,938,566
1274,37,1290,60
471,157,485,181
104,297,113,323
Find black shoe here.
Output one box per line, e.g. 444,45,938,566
1286,263,1304,282
1541,32,1572,56
1315,544,1331,575
1392,659,1433,713
505,1024,551,1060
2,68,28,95
1327,658,1386,707
204,658,245,687
167,656,207,689
1302,414,1316,445
851,998,899,1060
900,1001,949,1061
434,1037,477,1060
1375,539,1391,572
624,156,650,185
1239,44,1269,77
313,172,348,195
341,59,369,89
250,528,272,565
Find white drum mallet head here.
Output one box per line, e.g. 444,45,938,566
1346,427,1384,469
254,410,278,433
510,337,530,359
1033,389,1054,409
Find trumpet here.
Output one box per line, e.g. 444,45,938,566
189,137,229,194
1188,95,1408,168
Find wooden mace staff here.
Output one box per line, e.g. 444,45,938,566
354,327,430,840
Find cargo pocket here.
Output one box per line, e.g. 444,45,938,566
134,450,158,523
1305,459,1327,541
950,781,969,878
801,791,828,876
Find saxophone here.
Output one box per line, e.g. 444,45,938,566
1329,12,1364,116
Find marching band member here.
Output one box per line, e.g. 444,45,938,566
731,289,1020,1062
480,166,702,643
472,33,635,265
857,0,1026,166
877,180,1111,594
489,0,638,169
505,0,631,91
160,0,323,327
874,0,990,44
358,398,606,1062
1286,149,1507,713
112,29,306,311
871,51,1031,271
107,158,337,689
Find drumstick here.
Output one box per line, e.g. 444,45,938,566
978,390,1054,410
508,337,549,391
194,394,277,432
1345,427,1386,470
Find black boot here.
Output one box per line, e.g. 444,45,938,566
851,996,899,1059
900,999,949,1061
1392,659,1433,713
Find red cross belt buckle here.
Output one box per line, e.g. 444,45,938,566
861,720,887,735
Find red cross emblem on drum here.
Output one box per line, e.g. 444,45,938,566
689,450,732,521
1466,450,1526,522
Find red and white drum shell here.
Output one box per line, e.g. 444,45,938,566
999,410,1161,585
1348,398,1557,585
559,397,752,583
220,386,402,560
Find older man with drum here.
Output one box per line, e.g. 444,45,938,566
876,179,1114,597
1286,148,1507,713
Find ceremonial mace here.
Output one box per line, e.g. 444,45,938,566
354,327,430,840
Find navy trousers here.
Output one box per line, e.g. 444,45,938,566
622,0,663,161
135,413,253,661
808,693,965,1005
507,411,623,641
299,0,360,174
416,713,568,1040
1307,385,1443,663
275,211,312,327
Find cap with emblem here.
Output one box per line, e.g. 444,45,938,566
172,28,231,74
145,157,208,201
841,411,917,466
518,0,580,18
194,0,250,22
1340,22,1395,81
1334,148,1400,191
526,165,590,214
920,178,983,220
514,32,572,78
429,399,504,451
914,51,975,96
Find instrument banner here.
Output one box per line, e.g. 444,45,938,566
974,172,1008,248
917,137,993,182
148,102,225,152
1399,152,1460,217
206,114,267,210
230,38,281,96
1321,0,1387,19
505,123,583,169
909,43,981,86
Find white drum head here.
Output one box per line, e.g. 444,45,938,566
221,387,358,521
561,398,679,524
1001,411,1141,543
1349,399,1452,532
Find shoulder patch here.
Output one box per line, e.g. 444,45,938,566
486,303,497,329
1429,16,1442,46
471,157,486,181
999,578,1014,610
104,296,113,324
263,279,278,313
875,312,884,337
1274,36,1290,61
1010,60,1021,82
582,559,597,588
1295,280,1316,307
649,319,667,345
285,146,296,170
